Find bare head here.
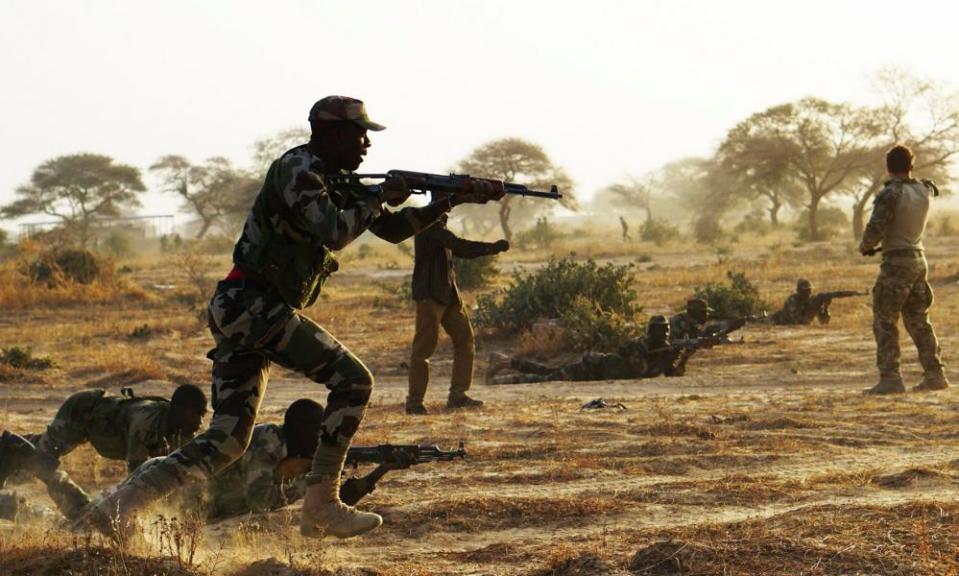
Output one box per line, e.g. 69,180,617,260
886,144,914,178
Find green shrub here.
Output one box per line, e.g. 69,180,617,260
0,346,55,370
560,296,639,352
639,219,679,246
454,255,500,290
795,207,849,241
102,229,134,258
29,248,103,286
514,217,563,249
734,212,772,237
692,270,768,319
475,256,638,334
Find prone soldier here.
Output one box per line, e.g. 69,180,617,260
769,279,866,325
485,315,689,385
0,385,206,521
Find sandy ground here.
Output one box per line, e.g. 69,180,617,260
2,238,959,575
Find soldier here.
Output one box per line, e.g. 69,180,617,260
770,279,826,325
669,298,711,339
485,315,689,384
407,199,509,415
619,216,631,242
0,385,206,521
860,145,948,394
80,96,503,541
120,399,411,520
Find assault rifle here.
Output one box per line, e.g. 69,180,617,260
346,441,467,466
703,311,767,336
324,170,563,200
813,290,869,306
669,334,742,352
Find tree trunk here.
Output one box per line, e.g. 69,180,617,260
196,216,213,239
807,197,820,241
499,197,513,243
768,196,781,226
852,200,868,241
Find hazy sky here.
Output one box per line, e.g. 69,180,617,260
2,0,959,230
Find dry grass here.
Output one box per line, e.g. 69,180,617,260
2,231,959,574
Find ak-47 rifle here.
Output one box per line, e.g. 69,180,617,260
324,170,563,201
346,442,467,467
669,334,743,352
703,311,767,336
813,290,869,306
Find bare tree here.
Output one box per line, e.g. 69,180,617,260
250,127,311,175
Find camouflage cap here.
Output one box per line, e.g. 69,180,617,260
308,96,386,131
797,278,813,291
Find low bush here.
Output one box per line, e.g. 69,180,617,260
475,256,638,336
693,270,768,319
640,218,679,246
454,255,500,290
28,248,106,286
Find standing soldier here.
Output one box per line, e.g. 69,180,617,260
0,385,206,521
80,96,503,540
619,215,632,242
860,145,948,394
407,199,509,414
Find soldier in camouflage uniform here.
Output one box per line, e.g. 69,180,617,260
82,96,502,541
860,145,948,394
485,316,689,384
122,399,411,520
669,298,710,340
0,385,206,521
770,279,830,325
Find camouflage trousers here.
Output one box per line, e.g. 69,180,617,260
497,356,595,384
21,391,109,520
126,280,374,501
872,251,943,377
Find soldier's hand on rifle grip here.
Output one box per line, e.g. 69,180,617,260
381,173,411,207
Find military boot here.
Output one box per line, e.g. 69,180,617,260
300,476,382,539
73,482,153,545
913,369,950,392
863,374,906,395
0,431,39,488
447,394,484,409
404,402,429,416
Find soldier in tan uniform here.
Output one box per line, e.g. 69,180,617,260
860,145,948,394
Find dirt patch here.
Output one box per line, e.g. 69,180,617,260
0,546,200,576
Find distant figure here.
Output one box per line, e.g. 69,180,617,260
620,216,632,242
407,201,509,414
860,144,948,395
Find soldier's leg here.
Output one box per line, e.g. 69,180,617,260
490,373,551,385
408,300,443,408
441,299,477,400
871,261,917,381
901,270,947,390
509,358,556,375
265,313,380,538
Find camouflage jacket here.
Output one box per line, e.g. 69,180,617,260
861,177,932,255
618,339,687,378
770,294,826,326
210,423,373,518
77,391,183,472
669,313,705,340
233,144,448,308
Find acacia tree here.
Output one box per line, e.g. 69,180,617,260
848,70,959,239
721,98,882,241
151,155,259,238
596,174,655,222
2,153,145,247
455,138,576,242
250,127,311,174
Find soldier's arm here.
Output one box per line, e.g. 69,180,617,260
426,226,505,258
367,202,456,244
664,348,691,377
278,155,384,251
860,186,900,253
241,446,291,512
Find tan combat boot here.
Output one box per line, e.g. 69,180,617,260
300,476,382,539
863,374,906,395
913,369,950,392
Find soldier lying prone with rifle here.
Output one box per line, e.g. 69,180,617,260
770,278,868,326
